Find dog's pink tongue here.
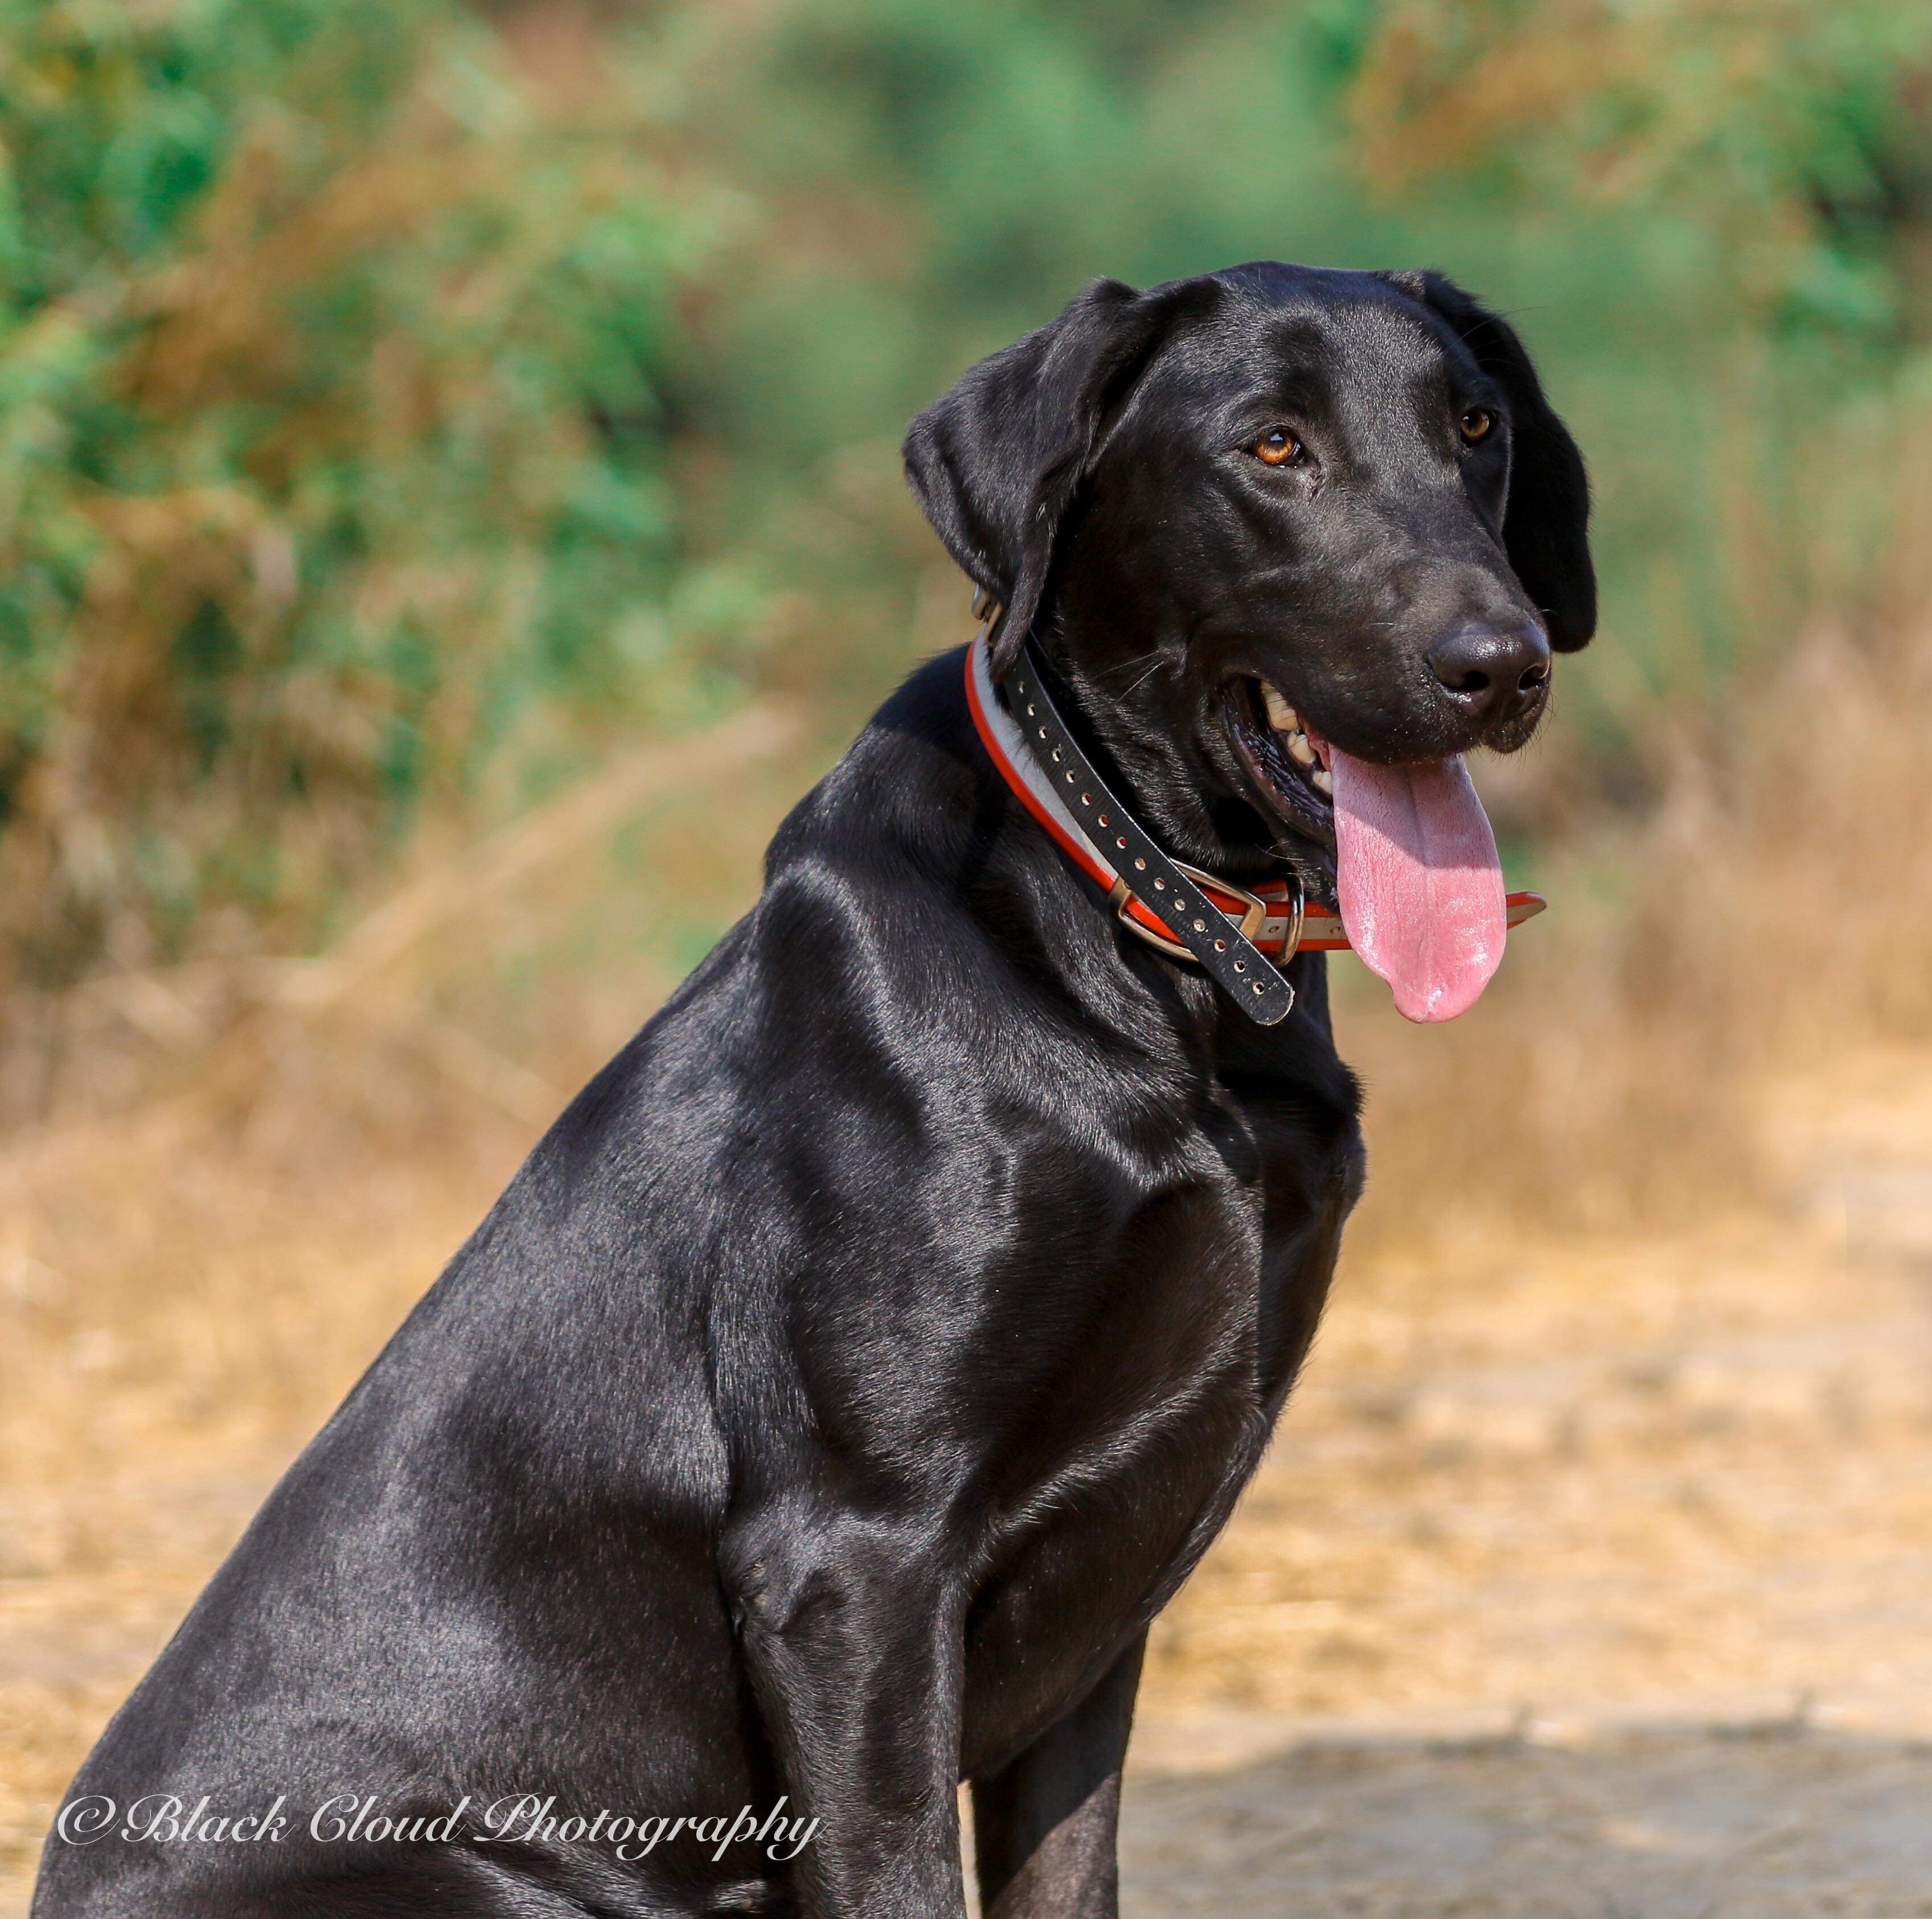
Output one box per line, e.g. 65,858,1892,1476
1323,746,1507,1024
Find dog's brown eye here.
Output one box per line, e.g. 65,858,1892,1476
1253,429,1303,467
1459,408,1494,443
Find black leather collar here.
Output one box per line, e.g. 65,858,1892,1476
1000,639,1299,1025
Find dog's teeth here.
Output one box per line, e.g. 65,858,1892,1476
1285,730,1316,767
1261,683,1298,733
1310,767,1334,796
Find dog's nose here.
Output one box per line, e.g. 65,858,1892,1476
1427,623,1552,726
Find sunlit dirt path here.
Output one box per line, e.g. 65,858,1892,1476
1117,1047,1932,1914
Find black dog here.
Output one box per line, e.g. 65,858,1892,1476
35,262,1591,1919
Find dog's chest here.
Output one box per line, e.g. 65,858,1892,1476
958,1088,1359,1772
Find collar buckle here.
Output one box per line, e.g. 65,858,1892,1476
1112,864,1281,963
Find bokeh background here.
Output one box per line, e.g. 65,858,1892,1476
7,2,1932,1911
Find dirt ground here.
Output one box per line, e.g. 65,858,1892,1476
1121,1732,1932,1918
7,1042,1932,1914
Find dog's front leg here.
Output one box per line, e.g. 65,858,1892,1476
727,1511,969,1919
969,1634,1145,1919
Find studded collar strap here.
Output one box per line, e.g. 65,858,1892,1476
967,628,1301,1024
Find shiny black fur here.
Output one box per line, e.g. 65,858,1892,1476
35,262,1591,1919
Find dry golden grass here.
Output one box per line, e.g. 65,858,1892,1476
5,556,1932,1908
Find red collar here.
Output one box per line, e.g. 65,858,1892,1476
963,630,1545,961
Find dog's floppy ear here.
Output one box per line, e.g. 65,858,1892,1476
1383,270,1597,652
904,276,1220,674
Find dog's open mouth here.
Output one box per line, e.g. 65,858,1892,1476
1223,676,1509,1024
1224,677,1337,858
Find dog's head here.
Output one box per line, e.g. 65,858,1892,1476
904,262,1595,1022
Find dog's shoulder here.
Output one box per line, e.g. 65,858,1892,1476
740,643,1060,1016
764,645,987,881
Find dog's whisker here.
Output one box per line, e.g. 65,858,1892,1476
1094,647,1168,683
1115,659,1171,698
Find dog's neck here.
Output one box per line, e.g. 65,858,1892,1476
970,630,1309,1027
1030,631,1251,878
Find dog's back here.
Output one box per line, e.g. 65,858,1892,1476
37,930,770,1914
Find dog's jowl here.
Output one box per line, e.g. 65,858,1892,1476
34,262,1592,1919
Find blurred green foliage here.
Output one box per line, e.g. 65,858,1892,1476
0,0,723,979
4,0,1932,989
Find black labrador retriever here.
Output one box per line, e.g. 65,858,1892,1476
34,261,1592,1919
